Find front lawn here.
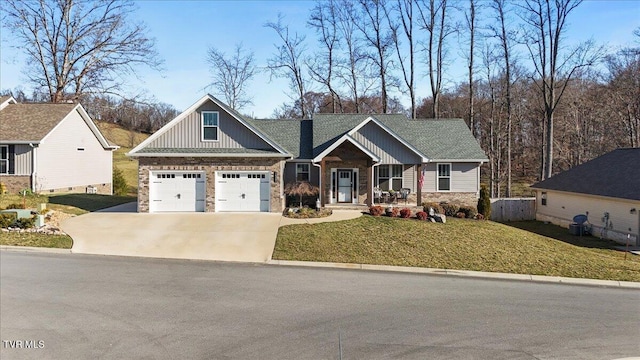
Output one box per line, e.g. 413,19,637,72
274,216,640,282
0,193,136,215
1,232,72,249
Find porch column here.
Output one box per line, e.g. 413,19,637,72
366,159,372,206
416,164,422,205
320,159,326,206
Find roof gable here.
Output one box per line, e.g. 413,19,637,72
531,148,640,201
129,94,289,157
0,101,116,149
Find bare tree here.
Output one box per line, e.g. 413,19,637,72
489,0,515,196
3,0,161,103
265,14,310,119
464,0,478,134
206,43,256,111
416,0,456,118
307,0,342,113
354,0,395,114
519,0,601,180
386,0,417,118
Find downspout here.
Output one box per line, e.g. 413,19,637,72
29,143,37,193
312,162,322,206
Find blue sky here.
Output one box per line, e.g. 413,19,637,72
1,0,639,118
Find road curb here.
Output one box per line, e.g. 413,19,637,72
0,245,72,254
267,259,640,289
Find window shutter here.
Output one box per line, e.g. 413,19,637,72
8,145,15,174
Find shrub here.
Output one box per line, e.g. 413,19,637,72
440,203,459,217
15,216,36,229
0,213,17,228
476,213,485,220
5,203,25,209
113,167,128,196
422,202,444,214
369,205,384,216
458,205,478,219
399,208,412,218
390,207,400,217
456,212,466,218
477,185,491,219
416,211,428,220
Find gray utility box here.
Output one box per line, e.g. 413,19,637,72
569,223,586,236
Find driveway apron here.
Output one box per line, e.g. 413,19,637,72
61,206,282,262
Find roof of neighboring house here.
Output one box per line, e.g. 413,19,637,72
0,103,77,142
530,148,640,201
0,101,117,149
0,95,13,103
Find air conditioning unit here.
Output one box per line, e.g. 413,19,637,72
86,186,97,194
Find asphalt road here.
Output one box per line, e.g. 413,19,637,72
1,251,639,360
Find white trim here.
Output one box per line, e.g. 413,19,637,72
330,167,359,204
129,152,289,158
436,163,452,192
348,116,429,163
0,96,17,110
375,164,404,191
128,94,289,156
432,158,487,163
200,110,219,142
312,134,380,163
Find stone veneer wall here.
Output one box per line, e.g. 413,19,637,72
137,157,284,213
420,192,478,207
0,176,31,194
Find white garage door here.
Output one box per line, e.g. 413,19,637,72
150,172,205,212
215,171,270,212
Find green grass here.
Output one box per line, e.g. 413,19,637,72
274,216,640,282
1,193,136,215
0,232,72,249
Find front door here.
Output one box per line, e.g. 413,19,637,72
337,170,353,203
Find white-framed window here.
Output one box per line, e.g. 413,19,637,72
541,192,547,206
296,163,310,181
375,164,403,191
0,145,8,174
437,163,451,191
201,111,219,141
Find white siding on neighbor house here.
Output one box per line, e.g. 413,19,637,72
535,190,640,241
13,144,32,175
420,162,480,192
353,122,422,164
146,101,274,150
36,109,112,192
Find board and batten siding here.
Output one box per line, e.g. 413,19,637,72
146,101,274,150
535,190,640,243
12,144,32,175
283,162,320,187
420,162,479,192
36,110,112,191
353,122,422,164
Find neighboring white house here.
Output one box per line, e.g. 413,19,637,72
128,94,487,213
0,96,118,195
531,148,640,246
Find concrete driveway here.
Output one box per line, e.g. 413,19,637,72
61,202,283,262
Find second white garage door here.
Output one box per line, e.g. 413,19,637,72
215,171,270,212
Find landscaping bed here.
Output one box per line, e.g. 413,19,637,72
274,216,640,282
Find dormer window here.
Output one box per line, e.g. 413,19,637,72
201,111,219,141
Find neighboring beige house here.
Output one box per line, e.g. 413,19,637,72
0,96,118,195
128,94,487,213
531,148,640,246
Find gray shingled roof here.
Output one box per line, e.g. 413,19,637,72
0,103,78,142
531,148,640,201
246,118,313,158
137,147,285,155
311,113,487,161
